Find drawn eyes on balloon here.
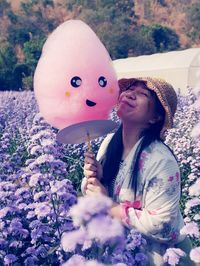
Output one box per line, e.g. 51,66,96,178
71,76,82,87
70,76,107,88
98,76,107,87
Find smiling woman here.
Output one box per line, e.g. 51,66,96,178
117,80,163,131
82,77,195,266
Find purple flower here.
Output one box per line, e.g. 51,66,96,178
0,238,7,247
135,252,148,265
0,207,9,218
9,218,23,230
24,256,39,266
69,194,113,226
30,224,51,243
33,191,47,201
163,248,186,266
4,254,18,265
61,228,89,252
62,255,85,266
36,245,48,258
85,261,105,266
50,179,72,195
87,215,124,245
112,250,135,265
34,202,52,218
190,246,200,263
15,187,30,198
9,241,23,248
25,247,37,255
29,173,42,187
126,229,146,250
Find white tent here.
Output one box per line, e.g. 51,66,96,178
113,48,200,94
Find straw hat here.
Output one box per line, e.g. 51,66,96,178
118,77,178,139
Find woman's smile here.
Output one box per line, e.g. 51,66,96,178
120,98,135,108
119,94,136,108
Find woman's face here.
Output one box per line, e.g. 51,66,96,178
117,82,160,129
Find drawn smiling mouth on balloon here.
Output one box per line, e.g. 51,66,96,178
86,99,97,107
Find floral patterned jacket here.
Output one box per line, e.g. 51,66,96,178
96,133,185,245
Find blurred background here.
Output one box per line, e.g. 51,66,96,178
0,0,200,91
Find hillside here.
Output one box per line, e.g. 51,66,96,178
0,0,199,90
135,0,200,47
4,0,200,48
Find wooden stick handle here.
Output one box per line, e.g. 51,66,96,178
87,132,91,151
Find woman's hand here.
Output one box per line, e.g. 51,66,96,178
85,177,108,196
84,151,103,179
83,151,106,196
110,202,123,220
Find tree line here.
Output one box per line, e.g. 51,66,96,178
0,0,199,91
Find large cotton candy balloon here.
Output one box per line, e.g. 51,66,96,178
34,20,119,129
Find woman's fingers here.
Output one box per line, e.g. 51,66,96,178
86,184,95,190
85,178,108,196
84,152,103,180
84,151,95,159
84,163,97,172
85,189,94,195
84,152,98,179
83,169,96,178
86,183,99,193
87,177,97,184
84,156,96,164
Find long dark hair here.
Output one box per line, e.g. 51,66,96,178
101,87,173,198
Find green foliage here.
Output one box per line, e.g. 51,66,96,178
13,63,30,90
22,76,34,91
0,43,18,90
156,0,167,7
7,26,31,46
187,3,200,40
129,26,157,56
0,0,10,16
7,10,18,24
61,152,85,193
66,0,136,59
23,38,45,71
22,37,46,89
0,0,183,90
66,1,180,58
0,36,45,90
132,24,180,54
20,0,54,15
150,24,180,52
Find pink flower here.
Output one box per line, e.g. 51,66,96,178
180,222,200,238
190,247,200,263
139,152,147,170
163,248,186,266
170,231,178,240
175,172,180,181
168,176,174,182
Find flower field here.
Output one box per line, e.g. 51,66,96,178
0,89,199,266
